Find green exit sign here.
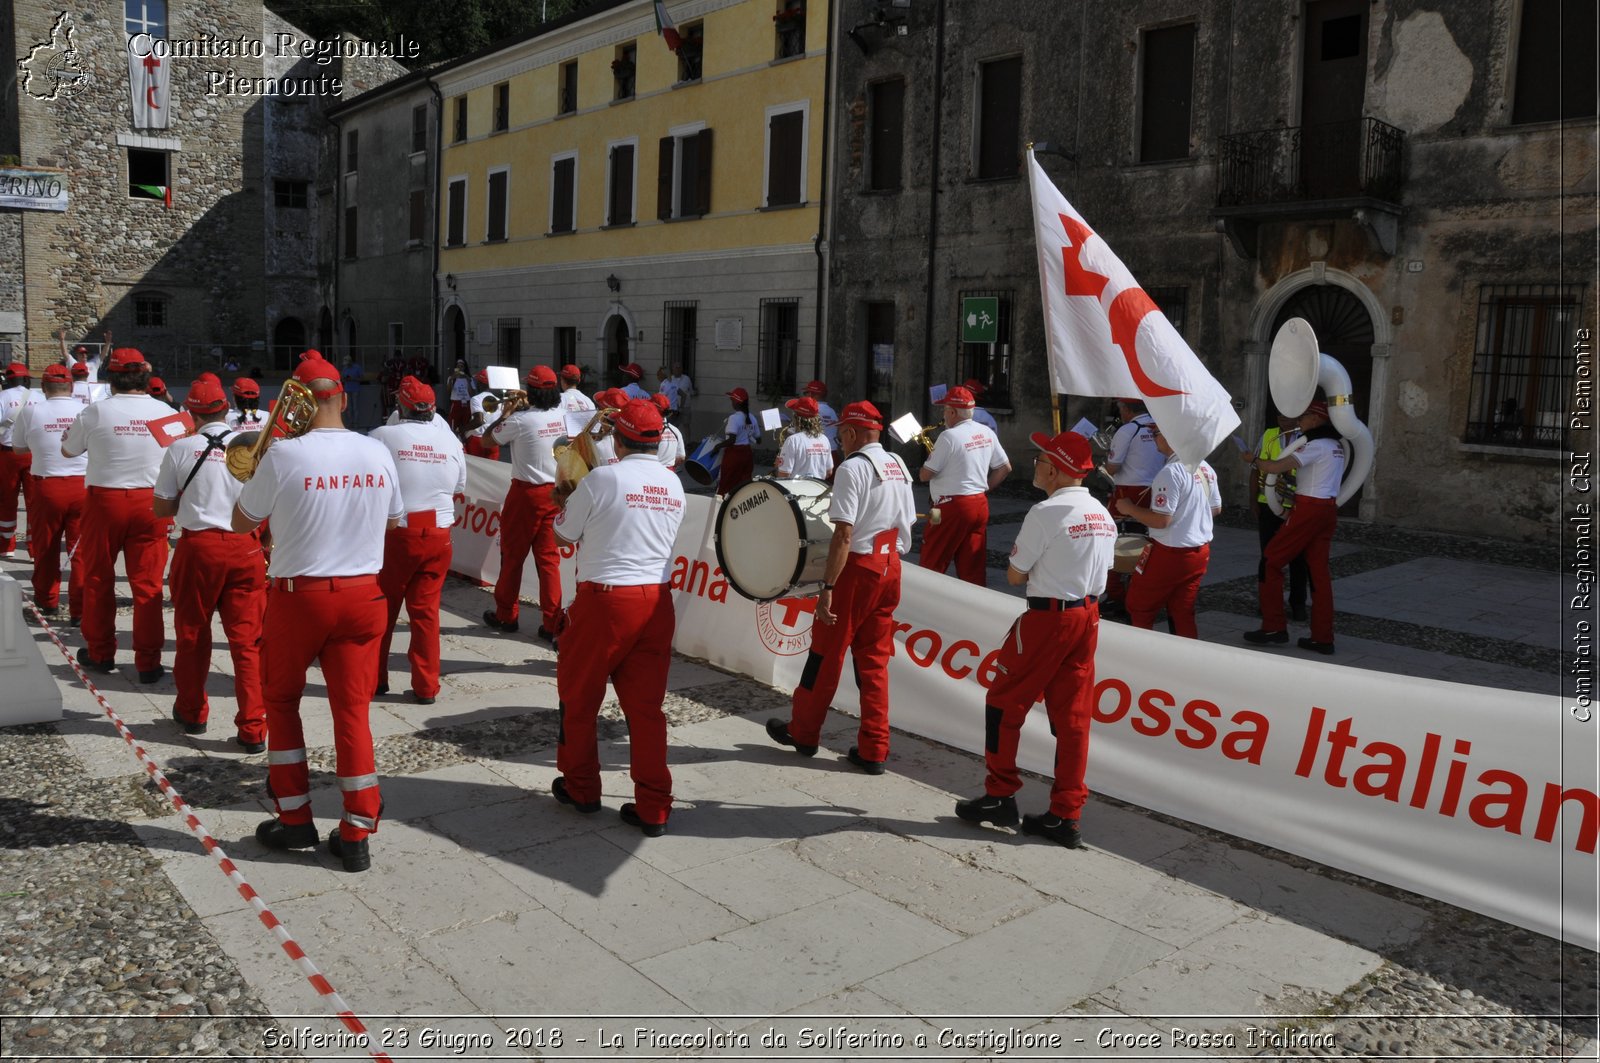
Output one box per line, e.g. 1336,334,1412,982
961,297,999,343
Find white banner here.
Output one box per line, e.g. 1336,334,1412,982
0,169,68,212
128,48,171,130
453,458,1596,948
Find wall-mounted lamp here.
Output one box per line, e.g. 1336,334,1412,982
445,273,457,289
605,274,621,293
636,330,645,342
576,331,582,342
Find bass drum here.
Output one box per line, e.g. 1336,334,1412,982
714,477,834,602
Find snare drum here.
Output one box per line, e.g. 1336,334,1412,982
1112,533,1150,575
714,477,834,601
685,435,724,486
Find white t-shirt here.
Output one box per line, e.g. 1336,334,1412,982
777,431,834,480
1108,415,1163,487
831,443,915,556
154,424,244,532
815,400,840,451
658,423,685,469
667,373,694,402
450,377,471,402
621,382,651,402
1291,436,1347,499
972,406,999,434
0,385,42,446
1010,486,1116,600
657,380,681,412
592,433,618,466
554,453,686,585
71,382,110,406
724,411,760,446
494,406,568,485
926,419,1009,499
60,392,174,488
12,397,87,477
236,429,403,577
226,408,268,432
370,418,467,527
562,388,596,419
384,409,451,430
1147,455,1219,549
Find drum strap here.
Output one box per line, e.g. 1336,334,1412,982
840,449,887,481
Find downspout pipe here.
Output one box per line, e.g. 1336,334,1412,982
812,0,839,385
920,0,947,422
427,76,444,377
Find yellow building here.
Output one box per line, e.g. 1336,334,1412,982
435,0,829,438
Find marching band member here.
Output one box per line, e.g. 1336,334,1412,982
464,370,502,460
963,378,1000,434
559,364,595,424
69,360,96,405
11,365,85,620
955,430,1114,848
1101,397,1162,615
234,356,403,873
768,401,914,774
802,380,840,464
0,361,40,556
774,396,834,480
589,389,624,466
61,349,173,681
918,385,1011,586
147,377,180,411
1243,400,1344,655
370,377,466,704
153,377,267,752
651,393,685,471
551,399,686,836
618,362,651,402
715,387,760,494
1114,422,1220,638
226,377,267,431
1254,411,1308,622
483,365,568,643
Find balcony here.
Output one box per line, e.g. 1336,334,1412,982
1213,117,1405,257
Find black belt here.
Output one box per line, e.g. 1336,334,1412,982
1027,594,1098,611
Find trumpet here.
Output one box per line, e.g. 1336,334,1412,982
226,379,316,481
489,388,528,417
911,422,942,454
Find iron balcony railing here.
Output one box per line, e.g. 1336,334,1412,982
1216,117,1404,207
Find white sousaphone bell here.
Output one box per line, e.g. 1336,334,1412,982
1264,316,1375,515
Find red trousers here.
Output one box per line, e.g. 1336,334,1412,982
80,486,169,670
1261,495,1337,643
170,529,266,740
718,444,753,495
464,435,500,461
263,576,386,841
919,493,989,586
493,480,563,632
28,474,84,616
376,518,452,699
448,399,471,433
556,582,675,824
0,450,33,550
788,551,901,761
983,604,1099,819
1126,542,1209,639
1104,485,1150,604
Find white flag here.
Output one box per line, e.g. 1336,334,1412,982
128,48,171,129
1027,148,1238,466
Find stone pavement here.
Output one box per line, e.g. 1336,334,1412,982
0,489,1593,1062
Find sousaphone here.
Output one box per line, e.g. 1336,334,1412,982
1264,317,1374,514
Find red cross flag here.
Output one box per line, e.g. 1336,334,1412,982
128,46,171,130
144,410,193,447
1028,147,1238,466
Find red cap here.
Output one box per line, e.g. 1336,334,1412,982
963,378,987,396
1117,396,1144,407
1031,430,1095,476
526,365,558,388
620,363,644,380
72,345,89,355
837,400,884,430
108,348,147,371
397,375,434,411
559,364,583,380
601,388,628,409
194,372,221,387
612,399,664,443
70,362,89,379
184,378,228,414
935,386,975,409
785,396,819,418
231,377,259,398
4,361,28,378
293,358,343,393
42,364,71,384
803,380,827,398
474,368,489,386
298,348,323,363
651,392,672,413
148,377,167,396
726,387,749,403
1304,400,1330,420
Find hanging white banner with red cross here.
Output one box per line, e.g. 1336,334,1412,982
128,45,171,130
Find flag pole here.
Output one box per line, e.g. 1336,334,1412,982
1026,143,1064,435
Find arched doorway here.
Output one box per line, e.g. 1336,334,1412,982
273,317,306,370
443,305,466,366
604,313,631,383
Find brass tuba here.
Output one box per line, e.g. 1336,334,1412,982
552,405,619,496
226,379,317,481
1264,317,1375,515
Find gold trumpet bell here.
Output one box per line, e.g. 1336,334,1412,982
225,378,317,481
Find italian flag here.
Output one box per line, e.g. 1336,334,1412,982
134,184,172,209
654,0,681,52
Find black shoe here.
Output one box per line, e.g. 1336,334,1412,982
1242,629,1289,645
765,718,818,757
374,682,389,696
619,803,666,837
536,625,559,648
847,746,886,776
482,609,518,633
1290,604,1308,622
255,818,320,851
66,615,81,628
1297,637,1335,655
955,793,1019,827
171,708,207,736
1021,812,1083,849
551,776,600,814
234,736,266,755
327,827,371,873
138,665,165,684
75,647,116,674
411,691,436,705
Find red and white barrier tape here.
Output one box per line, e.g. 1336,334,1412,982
26,601,394,1062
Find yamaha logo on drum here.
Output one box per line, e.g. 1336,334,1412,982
729,488,771,521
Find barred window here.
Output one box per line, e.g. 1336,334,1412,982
957,289,1013,410
758,298,800,396
663,300,698,378
134,293,167,328
1464,284,1584,449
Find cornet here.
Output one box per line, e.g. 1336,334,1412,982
911,422,942,454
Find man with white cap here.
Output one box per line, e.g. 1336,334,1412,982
1114,421,1220,638
955,429,1115,849
233,356,403,873
0,361,41,556
11,364,85,620
61,348,173,681
154,376,267,752
775,395,834,480
918,384,1011,586
767,400,914,774
370,376,466,704
551,398,686,835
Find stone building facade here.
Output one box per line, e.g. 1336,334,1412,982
1,1,407,374
821,0,1595,542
